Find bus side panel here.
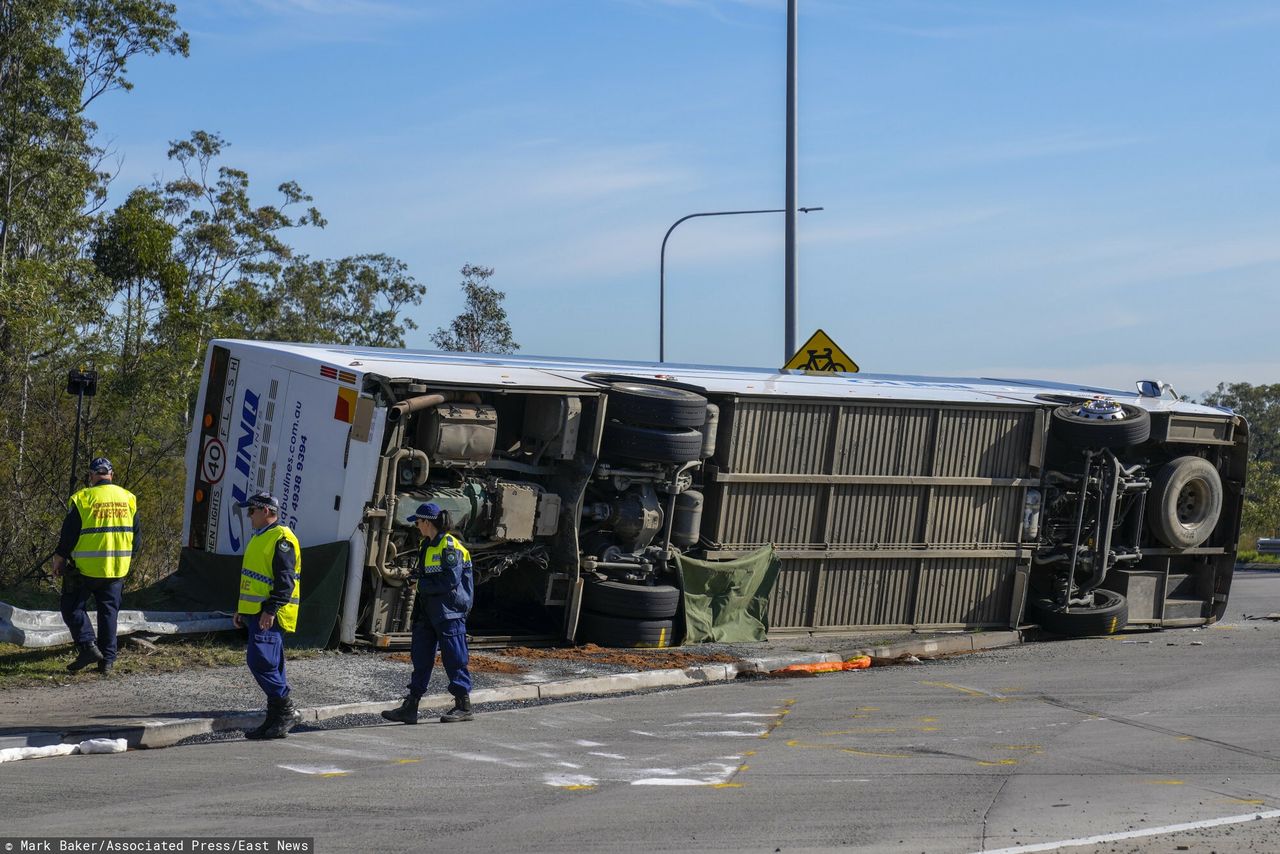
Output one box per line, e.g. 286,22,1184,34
704,396,1038,631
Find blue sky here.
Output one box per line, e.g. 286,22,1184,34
92,0,1280,396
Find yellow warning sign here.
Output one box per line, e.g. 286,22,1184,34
783,329,859,373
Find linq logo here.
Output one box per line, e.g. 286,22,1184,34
225,387,260,551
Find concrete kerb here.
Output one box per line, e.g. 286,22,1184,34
16,630,1025,754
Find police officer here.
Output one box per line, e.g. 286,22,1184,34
383,502,475,724
233,491,303,740
52,457,138,676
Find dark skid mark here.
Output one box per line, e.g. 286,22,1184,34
1036,694,1280,764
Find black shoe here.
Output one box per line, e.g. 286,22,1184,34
246,697,299,740
381,694,421,725
67,642,104,673
259,697,299,739
440,694,473,723
96,660,113,677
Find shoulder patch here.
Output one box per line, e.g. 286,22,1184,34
441,547,460,568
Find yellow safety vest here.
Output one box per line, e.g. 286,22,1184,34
69,483,137,579
238,524,301,633
421,533,472,574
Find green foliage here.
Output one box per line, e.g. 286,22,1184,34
0,7,428,591
431,263,519,354
1201,383,1280,547
1202,382,1280,465
224,253,420,348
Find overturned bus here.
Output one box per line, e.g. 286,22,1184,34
181,340,1248,647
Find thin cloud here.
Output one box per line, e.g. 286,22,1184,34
938,130,1148,167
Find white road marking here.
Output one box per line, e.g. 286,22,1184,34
444,751,534,768
544,773,596,787
680,712,777,718
574,739,604,747
277,764,349,776
975,809,1280,853
589,752,627,759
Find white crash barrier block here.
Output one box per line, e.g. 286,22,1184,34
0,737,128,763
77,737,128,754
0,743,78,763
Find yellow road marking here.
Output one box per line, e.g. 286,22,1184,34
1148,779,1185,785
921,680,1011,702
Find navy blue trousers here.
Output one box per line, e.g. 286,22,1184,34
408,617,472,698
246,623,290,700
60,575,124,664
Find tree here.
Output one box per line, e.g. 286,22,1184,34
224,253,421,348
1202,382,1280,465
0,0,186,586
1242,459,1280,542
1201,383,1280,548
431,263,518,354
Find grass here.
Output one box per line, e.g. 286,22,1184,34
1239,550,1280,566
0,633,322,690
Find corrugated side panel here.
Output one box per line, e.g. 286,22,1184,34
815,559,915,626
714,483,821,548
835,406,933,476
827,486,926,547
768,558,817,627
935,409,1034,478
724,401,833,474
914,558,1016,626
927,486,1023,547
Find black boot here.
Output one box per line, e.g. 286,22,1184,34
440,693,473,723
381,694,421,725
243,703,276,740
67,642,104,673
96,660,113,677
259,696,300,739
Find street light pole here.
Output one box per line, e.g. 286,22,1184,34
784,0,799,361
659,206,822,362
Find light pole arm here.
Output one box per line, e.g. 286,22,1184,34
659,207,822,363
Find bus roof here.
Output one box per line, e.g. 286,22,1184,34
213,339,1230,416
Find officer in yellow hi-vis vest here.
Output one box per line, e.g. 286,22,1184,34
382,502,475,725
232,491,303,740
52,457,138,676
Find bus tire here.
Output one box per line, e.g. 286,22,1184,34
584,579,680,619
606,381,708,429
578,611,675,648
602,421,704,463
1147,456,1223,548
1027,589,1128,637
1051,403,1151,450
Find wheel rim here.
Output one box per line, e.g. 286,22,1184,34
1074,398,1126,420
1175,479,1210,528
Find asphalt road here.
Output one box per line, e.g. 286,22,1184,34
5,571,1280,854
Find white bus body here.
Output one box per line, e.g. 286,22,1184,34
183,340,1248,646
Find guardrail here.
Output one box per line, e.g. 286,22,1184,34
1259,538,1280,556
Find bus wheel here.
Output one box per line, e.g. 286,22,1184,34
578,611,675,648
584,579,680,619
602,421,703,463
1051,401,1150,450
1147,456,1223,548
1027,589,1128,637
606,381,708,429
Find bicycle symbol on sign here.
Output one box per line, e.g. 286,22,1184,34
799,347,847,372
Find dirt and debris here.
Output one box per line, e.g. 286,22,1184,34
385,652,529,674
496,643,738,671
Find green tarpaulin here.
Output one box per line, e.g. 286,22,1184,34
164,542,348,648
676,545,780,643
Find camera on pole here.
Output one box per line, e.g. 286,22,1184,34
66,367,98,498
